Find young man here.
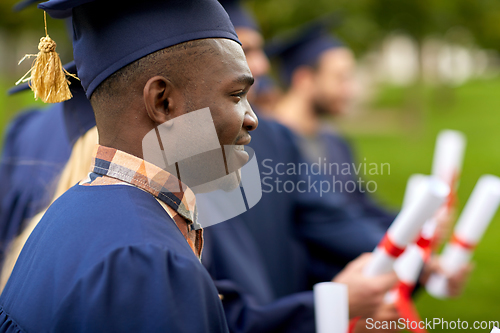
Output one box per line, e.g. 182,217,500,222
270,23,396,227
267,20,472,330
0,0,257,331
268,25,474,285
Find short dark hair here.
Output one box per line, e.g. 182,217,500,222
90,39,216,116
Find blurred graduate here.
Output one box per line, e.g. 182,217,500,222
263,15,473,331
268,21,396,232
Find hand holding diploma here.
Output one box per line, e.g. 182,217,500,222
420,256,474,298
393,130,466,289
365,176,448,333
333,253,397,319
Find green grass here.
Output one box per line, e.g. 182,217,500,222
341,78,500,331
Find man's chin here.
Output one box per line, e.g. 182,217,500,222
190,171,241,194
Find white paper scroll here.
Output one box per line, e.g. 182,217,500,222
392,131,466,292
393,244,425,288
426,175,500,298
391,175,430,289
393,175,435,287
364,177,449,277
313,282,348,333
401,174,429,208
431,130,466,186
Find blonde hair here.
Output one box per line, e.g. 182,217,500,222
0,126,98,291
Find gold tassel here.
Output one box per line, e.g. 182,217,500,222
16,12,78,103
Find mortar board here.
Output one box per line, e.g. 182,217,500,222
38,0,241,98
266,17,344,85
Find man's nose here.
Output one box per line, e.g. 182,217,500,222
243,107,258,131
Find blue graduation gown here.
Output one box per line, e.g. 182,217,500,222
203,218,316,333
0,85,95,264
0,184,228,333
295,129,398,287
202,113,390,333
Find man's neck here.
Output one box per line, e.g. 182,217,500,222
273,90,319,136
98,136,145,161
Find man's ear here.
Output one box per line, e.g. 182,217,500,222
143,76,177,124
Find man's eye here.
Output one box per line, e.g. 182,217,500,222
231,91,246,98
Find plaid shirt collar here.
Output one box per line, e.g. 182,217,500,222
90,145,200,229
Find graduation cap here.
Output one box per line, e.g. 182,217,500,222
34,0,240,99
265,14,344,85
218,0,258,30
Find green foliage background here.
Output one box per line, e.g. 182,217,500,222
248,0,500,54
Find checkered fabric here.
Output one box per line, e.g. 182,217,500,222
82,145,203,258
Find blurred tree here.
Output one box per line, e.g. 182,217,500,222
1,0,500,56
0,0,47,33
247,0,500,55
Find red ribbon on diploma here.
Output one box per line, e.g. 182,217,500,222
379,234,406,258
450,234,476,251
415,235,433,260
394,282,429,333
415,236,430,249
348,317,360,333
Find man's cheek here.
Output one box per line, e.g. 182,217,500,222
216,120,239,145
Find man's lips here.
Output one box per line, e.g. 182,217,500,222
235,134,252,146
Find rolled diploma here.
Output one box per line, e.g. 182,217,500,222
388,131,465,299
313,282,348,333
384,243,426,304
391,175,430,290
364,177,449,277
392,131,466,287
394,244,425,286
431,130,466,186
402,174,429,208
426,174,500,298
